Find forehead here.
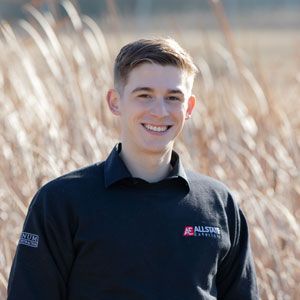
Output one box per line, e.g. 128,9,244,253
124,63,191,92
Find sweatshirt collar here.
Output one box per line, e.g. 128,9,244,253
104,143,190,190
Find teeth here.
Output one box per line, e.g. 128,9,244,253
144,124,168,132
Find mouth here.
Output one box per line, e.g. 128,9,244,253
142,123,172,133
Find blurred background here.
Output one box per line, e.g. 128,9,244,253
0,0,299,299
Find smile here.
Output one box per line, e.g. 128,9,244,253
142,124,172,133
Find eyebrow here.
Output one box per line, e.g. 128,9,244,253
167,89,184,95
131,87,184,95
131,87,153,94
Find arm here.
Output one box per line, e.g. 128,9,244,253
7,186,75,300
216,193,259,300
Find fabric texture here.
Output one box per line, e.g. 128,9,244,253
7,144,259,300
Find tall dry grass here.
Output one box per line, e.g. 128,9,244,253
0,1,299,299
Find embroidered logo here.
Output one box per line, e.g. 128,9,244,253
183,225,221,239
19,232,39,248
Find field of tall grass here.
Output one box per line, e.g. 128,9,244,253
0,1,299,299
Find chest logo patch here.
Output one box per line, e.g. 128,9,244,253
19,232,39,248
183,225,221,239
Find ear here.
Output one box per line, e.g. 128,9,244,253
185,95,196,120
106,89,121,116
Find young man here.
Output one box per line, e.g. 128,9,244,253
8,38,259,299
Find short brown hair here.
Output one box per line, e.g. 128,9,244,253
114,38,198,92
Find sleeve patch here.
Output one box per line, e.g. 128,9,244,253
19,232,39,248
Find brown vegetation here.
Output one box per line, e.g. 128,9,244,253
0,1,299,299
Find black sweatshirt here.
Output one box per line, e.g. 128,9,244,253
7,144,259,299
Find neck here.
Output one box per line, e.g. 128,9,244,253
120,143,173,183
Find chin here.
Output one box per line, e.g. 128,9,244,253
139,141,174,155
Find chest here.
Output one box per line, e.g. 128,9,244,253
72,189,231,278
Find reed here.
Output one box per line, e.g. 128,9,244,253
0,1,299,299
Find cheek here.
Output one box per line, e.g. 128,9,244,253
171,103,187,116
121,104,144,125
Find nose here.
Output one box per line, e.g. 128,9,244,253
150,97,169,118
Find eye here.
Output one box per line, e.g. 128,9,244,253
138,94,152,99
166,95,181,101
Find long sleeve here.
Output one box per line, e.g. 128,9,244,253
216,193,259,300
7,186,75,300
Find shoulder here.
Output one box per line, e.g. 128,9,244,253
29,162,105,211
186,170,229,194
43,161,105,192
186,170,237,209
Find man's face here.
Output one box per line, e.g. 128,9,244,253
108,63,195,156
